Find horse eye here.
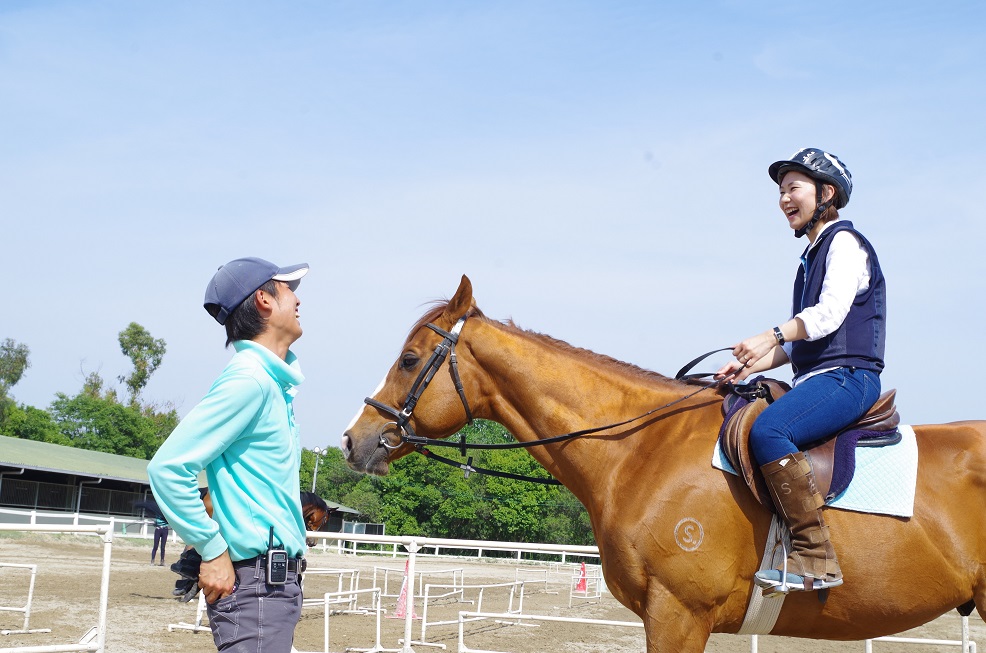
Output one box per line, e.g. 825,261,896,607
400,353,420,370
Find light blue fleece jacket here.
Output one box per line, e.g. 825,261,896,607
148,340,307,561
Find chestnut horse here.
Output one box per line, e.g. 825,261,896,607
342,275,986,652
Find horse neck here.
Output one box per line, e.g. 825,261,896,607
465,319,695,500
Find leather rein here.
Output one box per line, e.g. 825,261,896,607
364,314,729,484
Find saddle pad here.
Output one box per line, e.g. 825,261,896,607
712,424,917,518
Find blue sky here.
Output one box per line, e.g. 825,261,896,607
2,1,984,451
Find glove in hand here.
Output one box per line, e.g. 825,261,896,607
170,547,203,603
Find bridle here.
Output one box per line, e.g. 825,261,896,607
364,316,473,452
363,314,732,484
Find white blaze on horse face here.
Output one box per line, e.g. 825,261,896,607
345,374,390,432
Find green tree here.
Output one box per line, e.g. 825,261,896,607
49,370,176,459
0,338,30,397
0,403,68,445
330,419,596,548
0,338,31,425
302,447,362,502
117,323,166,406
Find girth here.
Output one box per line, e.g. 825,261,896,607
720,378,901,507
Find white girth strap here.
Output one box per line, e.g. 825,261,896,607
738,514,788,635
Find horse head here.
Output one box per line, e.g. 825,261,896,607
342,275,479,476
300,491,334,546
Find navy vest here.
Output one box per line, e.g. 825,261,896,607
790,221,886,379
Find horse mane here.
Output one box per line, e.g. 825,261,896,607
408,301,684,388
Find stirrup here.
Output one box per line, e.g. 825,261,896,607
755,568,843,596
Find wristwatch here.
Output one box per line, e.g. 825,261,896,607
772,326,785,345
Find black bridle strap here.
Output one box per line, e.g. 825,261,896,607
430,323,474,426
419,448,562,485
395,377,721,452
674,347,734,380
371,317,473,430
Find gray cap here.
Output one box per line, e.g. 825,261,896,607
204,257,308,325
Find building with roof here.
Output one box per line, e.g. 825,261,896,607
0,435,360,531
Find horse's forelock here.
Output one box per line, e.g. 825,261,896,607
404,302,486,346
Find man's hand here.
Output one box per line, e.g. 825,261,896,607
199,549,236,604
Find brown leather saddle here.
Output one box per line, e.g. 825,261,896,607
719,378,901,507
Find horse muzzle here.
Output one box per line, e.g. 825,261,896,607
341,431,396,476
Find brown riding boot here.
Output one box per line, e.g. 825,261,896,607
753,451,843,592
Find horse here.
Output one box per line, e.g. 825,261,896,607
341,275,986,653
299,490,335,545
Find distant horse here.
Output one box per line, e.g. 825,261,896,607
141,489,335,601
140,488,334,544
341,275,986,652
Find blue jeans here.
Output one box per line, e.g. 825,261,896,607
750,367,881,466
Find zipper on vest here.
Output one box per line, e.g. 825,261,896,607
799,254,810,312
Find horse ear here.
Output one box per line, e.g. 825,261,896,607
442,275,474,323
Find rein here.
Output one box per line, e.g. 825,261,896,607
364,314,732,483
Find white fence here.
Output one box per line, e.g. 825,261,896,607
308,532,599,653
0,506,167,541
0,564,51,636
0,524,978,653
310,531,980,653
0,524,112,653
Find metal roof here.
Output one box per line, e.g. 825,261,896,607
0,434,153,484
0,436,361,514
324,500,360,515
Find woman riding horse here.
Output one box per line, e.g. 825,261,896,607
716,148,885,593
343,274,986,652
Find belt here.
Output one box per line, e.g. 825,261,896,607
233,555,307,573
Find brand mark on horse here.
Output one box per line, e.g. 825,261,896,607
674,518,704,552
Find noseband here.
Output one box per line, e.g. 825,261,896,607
364,316,473,451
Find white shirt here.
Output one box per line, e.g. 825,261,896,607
795,219,870,341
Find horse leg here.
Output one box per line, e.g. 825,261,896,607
643,583,712,653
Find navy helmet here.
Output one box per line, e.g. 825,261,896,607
768,148,853,209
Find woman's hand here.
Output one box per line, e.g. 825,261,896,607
715,359,752,382
731,331,778,370
715,329,789,382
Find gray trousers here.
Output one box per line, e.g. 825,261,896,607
206,558,303,653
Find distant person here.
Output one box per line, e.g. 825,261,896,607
148,257,310,653
716,149,886,593
151,514,169,566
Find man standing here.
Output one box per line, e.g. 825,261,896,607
149,257,309,652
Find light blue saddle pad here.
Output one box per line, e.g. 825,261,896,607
712,424,917,518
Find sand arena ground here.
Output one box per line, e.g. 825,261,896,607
0,532,982,653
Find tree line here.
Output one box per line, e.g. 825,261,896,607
0,324,177,459
1,329,595,546
300,419,596,547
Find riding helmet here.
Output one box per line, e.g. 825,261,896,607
768,148,853,209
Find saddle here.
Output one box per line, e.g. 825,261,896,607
719,378,901,507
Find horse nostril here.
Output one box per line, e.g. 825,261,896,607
341,434,352,458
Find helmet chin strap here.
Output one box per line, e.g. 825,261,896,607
794,182,833,239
